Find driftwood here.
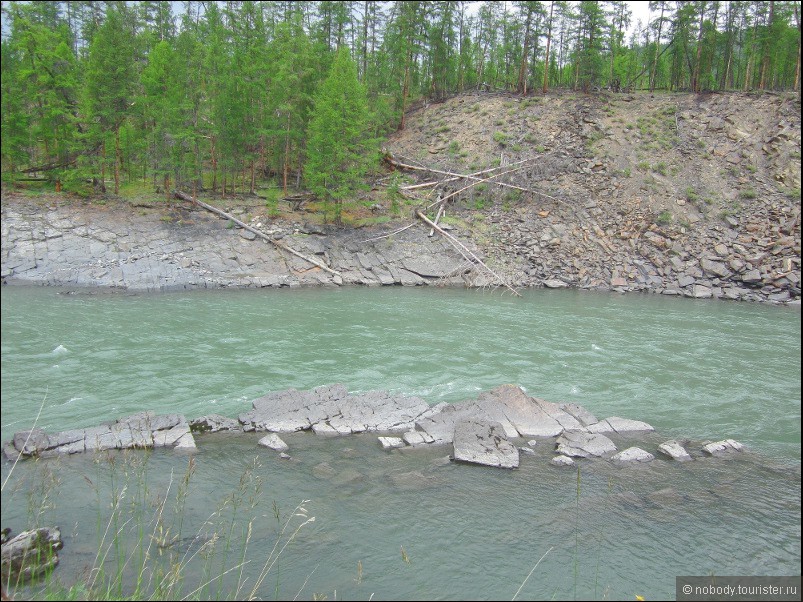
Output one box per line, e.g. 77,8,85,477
174,191,340,276
415,210,520,297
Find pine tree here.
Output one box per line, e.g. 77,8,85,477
304,47,373,224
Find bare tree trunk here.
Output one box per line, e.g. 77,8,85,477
692,3,706,93
759,0,775,90
543,1,554,93
400,54,411,130
114,125,120,195
650,3,666,92
517,5,533,95
794,4,801,94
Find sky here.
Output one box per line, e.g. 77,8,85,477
1,1,657,44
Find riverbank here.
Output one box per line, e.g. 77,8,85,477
1,191,800,305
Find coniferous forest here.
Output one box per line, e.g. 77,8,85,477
1,1,800,215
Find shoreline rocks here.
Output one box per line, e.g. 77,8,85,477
1,196,799,305
3,383,748,471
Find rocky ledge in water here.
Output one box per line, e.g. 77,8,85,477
3,384,746,470
3,411,196,462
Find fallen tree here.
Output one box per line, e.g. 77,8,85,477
415,210,520,296
173,191,340,276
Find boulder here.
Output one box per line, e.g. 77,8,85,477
1,527,63,582
452,419,519,469
657,440,693,462
611,447,655,463
258,433,289,451
555,430,616,458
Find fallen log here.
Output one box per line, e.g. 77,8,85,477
416,210,520,296
174,191,340,276
385,153,538,194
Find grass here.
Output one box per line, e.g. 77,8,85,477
493,131,510,147
2,447,315,601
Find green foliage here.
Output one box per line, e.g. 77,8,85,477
1,0,801,215
493,131,510,146
304,47,375,224
656,210,673,225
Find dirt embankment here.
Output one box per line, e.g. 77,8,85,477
1,90,800,304
384,89,801,304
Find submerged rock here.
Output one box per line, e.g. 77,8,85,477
611,447,655,463
702,439,745,455
452,419,519,469
550,455,576,468
378,436,405,449
258,433,289,452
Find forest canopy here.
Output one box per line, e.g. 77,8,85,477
1,1,800,206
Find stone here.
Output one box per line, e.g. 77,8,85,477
190,414,242,433
12,429,50,456
452,419,519,469
239,384,434,434
402,430,435,446
550,455,576,467
702,439,745,455
611,447,655,463
152,423,191,448
701,258,731,279
1,527,63,581
587,417,654,434
559,403,598,427
476,385,570,437
658,440,693,462
555,430,616,458
378,436,405,449
258,433,289,452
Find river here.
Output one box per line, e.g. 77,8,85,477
1,286,800,600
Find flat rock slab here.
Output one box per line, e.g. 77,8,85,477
239,384,436,434
452,419,519,469
586,416,654,434
378,436,405,449
190,414,242,433
555,430,617,458
4,412,195,460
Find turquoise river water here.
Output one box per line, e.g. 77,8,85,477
1,286,800,600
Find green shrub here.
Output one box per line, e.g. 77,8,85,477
656,210,673,225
